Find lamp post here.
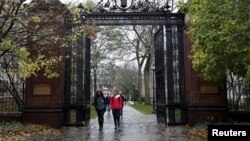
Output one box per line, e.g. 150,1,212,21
151,66,156,113
133,82,136,105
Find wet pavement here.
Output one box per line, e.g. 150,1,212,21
27,105,207,141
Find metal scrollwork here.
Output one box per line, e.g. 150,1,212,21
114,0,134,10
85,0,176,13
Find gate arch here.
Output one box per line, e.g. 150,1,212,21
64,0,228,126
65,0,186,126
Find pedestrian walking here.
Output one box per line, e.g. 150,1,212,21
119,91,126,118
110,89,123,129
105,94,111,112
93,90,106,130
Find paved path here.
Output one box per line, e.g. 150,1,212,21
47,105,207,141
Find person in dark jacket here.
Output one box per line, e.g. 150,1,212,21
119,91,125,118
104,94,111,112
94,90,106,130
110,89,123,129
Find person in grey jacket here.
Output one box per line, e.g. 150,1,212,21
94,90,106,130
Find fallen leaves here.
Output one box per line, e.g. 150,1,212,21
0,121,60,141
190,127,207,139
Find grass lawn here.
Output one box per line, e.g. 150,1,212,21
92,103,155,117
129,103,154,115
90,105,97,119
69,106,97,120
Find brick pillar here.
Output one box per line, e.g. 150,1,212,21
184,13,229,125
22,0,68,128
23,62,65,128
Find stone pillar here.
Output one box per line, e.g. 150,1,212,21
184,14,229,125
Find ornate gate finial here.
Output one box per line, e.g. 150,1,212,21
91,0,176,13
121,0,127,8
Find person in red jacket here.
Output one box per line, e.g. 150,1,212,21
110,89,123,129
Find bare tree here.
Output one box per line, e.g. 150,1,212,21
114,63,138,100
120,25,155,104
91,26,126,93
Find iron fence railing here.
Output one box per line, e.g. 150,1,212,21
0,81,23,113
0,96,20,112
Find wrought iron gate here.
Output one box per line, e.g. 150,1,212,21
165,22,187,125
154,20,186,125
154,27,167,124
64,36,91,126
67,0,187,126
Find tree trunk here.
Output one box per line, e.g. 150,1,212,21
144,55,151,104
138,68,142,103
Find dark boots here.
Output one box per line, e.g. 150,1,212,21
99,121,103,130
